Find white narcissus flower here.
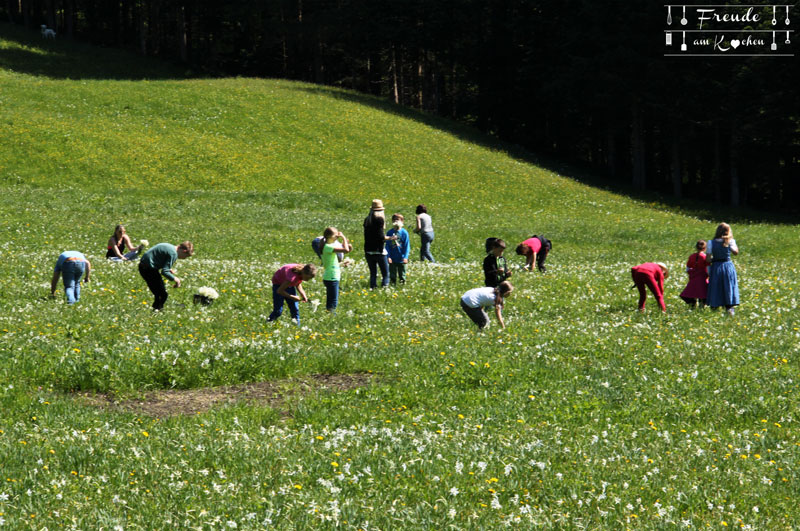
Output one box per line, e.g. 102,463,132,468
197,287,219,299
139,239,149,247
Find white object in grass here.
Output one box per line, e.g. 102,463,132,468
197,287,219,300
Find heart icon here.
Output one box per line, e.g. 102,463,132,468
731,39,741,49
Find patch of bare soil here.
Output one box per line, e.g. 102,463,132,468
75,373,374,418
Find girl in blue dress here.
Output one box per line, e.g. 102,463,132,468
706,222,740,315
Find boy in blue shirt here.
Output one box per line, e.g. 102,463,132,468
386,213,410,285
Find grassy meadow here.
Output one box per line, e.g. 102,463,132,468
1,23,799,529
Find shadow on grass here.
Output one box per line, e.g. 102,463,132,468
0,22,186,80
295,85,799,225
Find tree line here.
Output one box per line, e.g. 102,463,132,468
5,0,798,212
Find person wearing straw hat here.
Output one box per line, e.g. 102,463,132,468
631,262,669,313
363,199,393,288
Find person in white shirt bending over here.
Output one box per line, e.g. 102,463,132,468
459,281,513,330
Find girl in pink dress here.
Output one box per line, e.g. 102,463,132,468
679,240,708,308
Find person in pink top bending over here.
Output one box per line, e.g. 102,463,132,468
515,235,552,272
631,262,669,313
267,263,316,325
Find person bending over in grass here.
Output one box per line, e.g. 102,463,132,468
267,263,317,325
460,281,513,330
106,224,144,261
631,262,669,313
138,241,194,311
484,238,513,288
321,228,352,312
515,235,551,272
51,251,91,304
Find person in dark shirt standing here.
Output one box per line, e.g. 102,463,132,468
364,199,392,288
138,241,194,310
483,238,513,288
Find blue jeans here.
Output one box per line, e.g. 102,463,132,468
324,279,339,311
268,285,300,324
108,250,141,262
365,254,389,288
62,260,85,304
420,231,435,262
389,262,406,284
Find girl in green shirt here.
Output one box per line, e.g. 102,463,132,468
321,227,352,312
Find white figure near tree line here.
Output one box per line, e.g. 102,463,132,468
41,25,56,39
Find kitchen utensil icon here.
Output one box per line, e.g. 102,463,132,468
773,6,777,25
786,30,791,44
667,6,672,25
666,32,672,45
772,31,777,50
681,6,688,25
786,6,790,25
681,31,687,51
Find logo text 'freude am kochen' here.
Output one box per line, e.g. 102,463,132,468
665,4,794,56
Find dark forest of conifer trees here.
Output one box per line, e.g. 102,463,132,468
4,0,798,211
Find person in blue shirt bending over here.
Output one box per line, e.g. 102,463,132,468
51,251,92,304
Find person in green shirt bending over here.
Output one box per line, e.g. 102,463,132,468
138,241,194,310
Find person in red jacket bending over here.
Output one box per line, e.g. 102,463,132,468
631,262,669,313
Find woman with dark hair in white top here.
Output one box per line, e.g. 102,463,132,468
415,204,436,263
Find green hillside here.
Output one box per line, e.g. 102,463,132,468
1,23,799,528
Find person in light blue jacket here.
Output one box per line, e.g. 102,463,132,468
50,251,92,304
386,213,410,285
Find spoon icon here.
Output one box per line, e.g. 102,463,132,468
681,6,688,25
786,6,790,25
